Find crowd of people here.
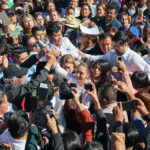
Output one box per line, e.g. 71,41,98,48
0,0,150,149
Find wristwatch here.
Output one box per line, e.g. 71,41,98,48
114,121,123,127
143,113,150,122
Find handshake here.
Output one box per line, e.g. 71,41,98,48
38,45,60,68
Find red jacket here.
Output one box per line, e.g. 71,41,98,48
77,108,94,142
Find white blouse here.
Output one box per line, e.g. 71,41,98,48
53,63,93,109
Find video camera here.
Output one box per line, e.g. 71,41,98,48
59,82,93,100
59,82,77,100
31,83,54,128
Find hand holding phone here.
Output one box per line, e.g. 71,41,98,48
113,102,124,122
121,100,138,111
116,57,127,72
70,83,77,93
84,83,93,91
117,56,122,61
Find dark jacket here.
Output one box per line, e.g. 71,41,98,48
1,67,49,108
25,125,64,150
96,17,122,31
95,109,109,150
0,54,43,108
20,54,39,69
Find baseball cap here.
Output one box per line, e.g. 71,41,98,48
3,64,28,78
5,9,15,16
128,26,139,37
146,15,150,20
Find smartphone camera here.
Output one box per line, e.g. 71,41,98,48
70,83,77,93
84,83,93,91
70,83,77,88
121,100,138,111
117,56,122,61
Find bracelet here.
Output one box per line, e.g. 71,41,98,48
114,121,123,127
113,121,123,133
143,113,150,122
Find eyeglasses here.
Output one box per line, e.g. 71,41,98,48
28,41,38,47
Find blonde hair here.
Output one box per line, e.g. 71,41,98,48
60,54,76,67
119,13,131,24
19,13,37,28
4,23,16,33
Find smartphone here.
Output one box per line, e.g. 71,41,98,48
70,83,77,88
23,2,29,11
84,83,93,91
121,100,138,111
117,56,122,61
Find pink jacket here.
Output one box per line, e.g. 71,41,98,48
122,71,137,94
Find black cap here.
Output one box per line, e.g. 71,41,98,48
146,15,150,20
5,9,15,16
3,64,28,78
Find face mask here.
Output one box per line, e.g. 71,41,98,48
128,9,136,16
138,8,146,12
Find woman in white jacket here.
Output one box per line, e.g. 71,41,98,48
53,60,93,110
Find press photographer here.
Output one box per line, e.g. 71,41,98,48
30,82,54,128
24,82,64,150
0,53,56,109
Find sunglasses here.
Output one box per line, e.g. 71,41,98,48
128,34,134,39
28,41,38,47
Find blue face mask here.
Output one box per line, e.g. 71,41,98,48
128,9,136,16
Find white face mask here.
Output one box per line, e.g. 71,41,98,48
138,7,146,12
128,9,136,16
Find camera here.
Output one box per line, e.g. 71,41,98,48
33,101,53,128
121,100,138,111
84,83,93,91
117,56,122,61
59,82,77,100
30,83,54,128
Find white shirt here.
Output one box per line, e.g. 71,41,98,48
51,95,66,132
85,47,150,79
0,129,26,150
50,37,79,59
90,4,96,18
39,37,79,59
53,63,93,109
143,55,150,65
102,102,128,134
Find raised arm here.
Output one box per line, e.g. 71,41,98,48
79,49,111,62
132,55,150,80
53,63,76,83
116,59,137,94
5,55,55,102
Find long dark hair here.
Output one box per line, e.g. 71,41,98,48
123,123,146,149
80,3,92,19
63,101,81,134
91,60,111,89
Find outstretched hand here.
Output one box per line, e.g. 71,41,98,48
71,87,80,105
135,98,149,117
46,114,58,134
2,55,8,70
116,60,127,73
46,54,57,69
113,102,124,122
71,88,84,111
86,83,101,110
114,81,130,94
